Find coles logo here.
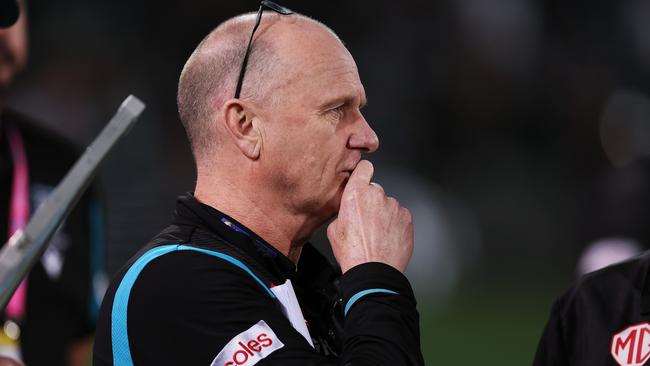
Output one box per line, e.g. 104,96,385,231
611,322,650,366
211,320,284,366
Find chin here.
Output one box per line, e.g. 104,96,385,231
308,179,346,221
317,189,343,219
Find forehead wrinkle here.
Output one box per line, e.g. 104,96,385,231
277,57,359,107
314,76,365,111
267,21,362,109
309,51,356,73
307,59,360,90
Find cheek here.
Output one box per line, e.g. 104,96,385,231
0,33,26,88
263,133,315,188
8,20,28,66
265,115,343,187
276,126,331,167
291,143,327,180
280,143,339,197
299,139,340,176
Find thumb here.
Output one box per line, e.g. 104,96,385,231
346,160,374,190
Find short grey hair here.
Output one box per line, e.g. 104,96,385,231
177,12,339,166
177,15,282,165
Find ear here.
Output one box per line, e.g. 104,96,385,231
221,99,262,160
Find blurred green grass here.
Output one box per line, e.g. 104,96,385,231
419,281,566,365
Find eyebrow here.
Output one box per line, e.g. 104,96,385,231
319,94,368,111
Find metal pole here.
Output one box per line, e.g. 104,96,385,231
0,95,145,310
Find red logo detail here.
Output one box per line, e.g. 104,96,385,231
612,323,650,366
223,333,274,366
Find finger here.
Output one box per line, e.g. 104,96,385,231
369,182,383,190
347,160,374,189
400,206,412,221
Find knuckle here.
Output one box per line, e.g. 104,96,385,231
367,186,383,198
370,182,384,193
401,207,413,221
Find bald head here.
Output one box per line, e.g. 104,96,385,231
177,10,339,167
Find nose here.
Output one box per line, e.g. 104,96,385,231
347,115,379,153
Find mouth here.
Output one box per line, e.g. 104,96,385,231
339,168,355,181
338,154,361,184
342,158,361,175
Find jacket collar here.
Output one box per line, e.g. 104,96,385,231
172,193,317,282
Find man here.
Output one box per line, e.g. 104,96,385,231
534,252,650,366
1,1,106,365
93,2,424,365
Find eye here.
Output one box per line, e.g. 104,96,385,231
328,105,345,119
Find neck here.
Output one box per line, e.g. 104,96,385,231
194,169,317,264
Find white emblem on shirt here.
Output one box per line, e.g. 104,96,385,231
211,320,284,366
611,322,650,366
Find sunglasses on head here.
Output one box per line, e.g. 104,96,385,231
234,1,294,99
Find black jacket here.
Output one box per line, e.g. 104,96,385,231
1,109,105,366
93,193,424,365
534,251,650,366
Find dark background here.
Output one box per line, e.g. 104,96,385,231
7,0,650,364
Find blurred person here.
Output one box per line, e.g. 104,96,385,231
534,161,650,366
0,1,106,365
533,251,650,366
93,2,424,365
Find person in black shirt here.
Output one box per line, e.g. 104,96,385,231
1,2,106,365
94,2,424,365
534,252,650,366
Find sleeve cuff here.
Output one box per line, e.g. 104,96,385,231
339,262,416,316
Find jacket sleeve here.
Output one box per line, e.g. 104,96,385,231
125,252,424,365
339,262,425,366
